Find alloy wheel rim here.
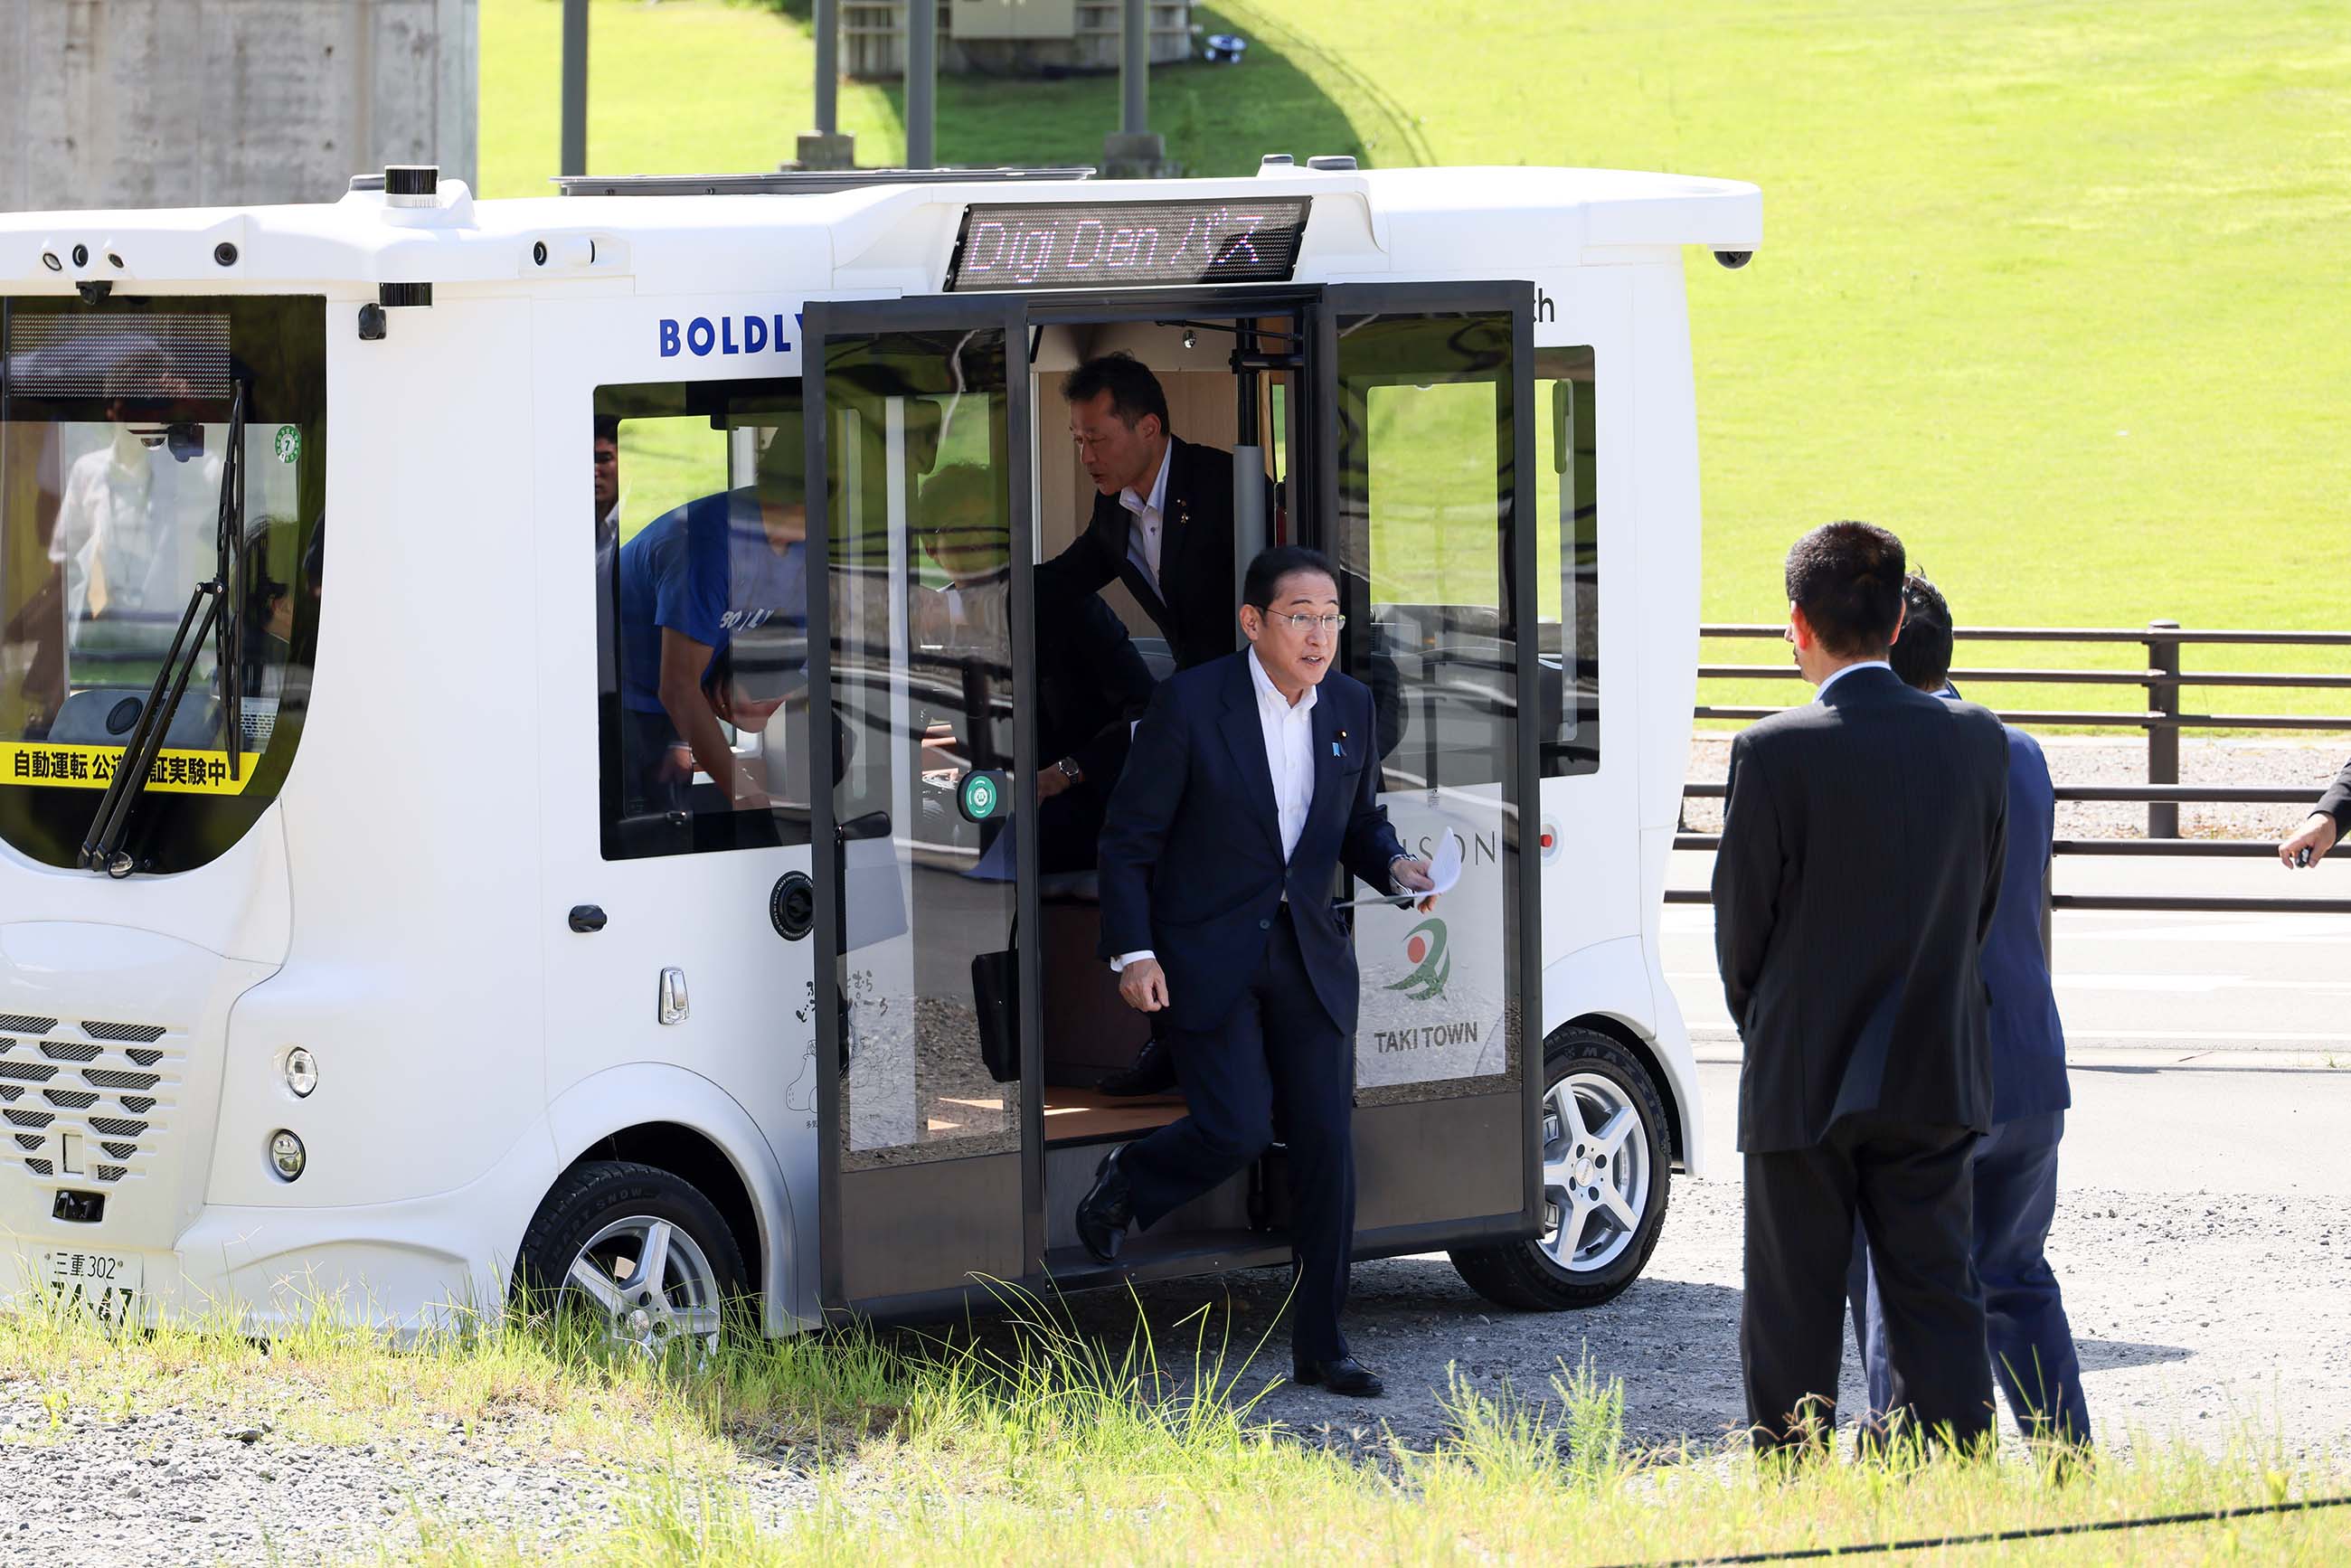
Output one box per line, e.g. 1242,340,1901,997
1536,1072,1650,1273
564,1214,725,1361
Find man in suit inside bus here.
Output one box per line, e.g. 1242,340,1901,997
1846,573,2091,1450
1073,545,1438,1397
1713,521,2008,1456
1041,351,1260,675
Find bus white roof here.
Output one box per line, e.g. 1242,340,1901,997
1,164,1761,297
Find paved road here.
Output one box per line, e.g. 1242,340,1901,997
1665,847,2351,1060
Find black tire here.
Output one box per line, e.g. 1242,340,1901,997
513,1160,748,1345
1449,1027,1673,1311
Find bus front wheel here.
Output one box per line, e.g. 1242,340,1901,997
515,1159,747,1359
1449,1027,1672,1311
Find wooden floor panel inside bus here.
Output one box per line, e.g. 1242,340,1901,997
1041,1086,1187,1146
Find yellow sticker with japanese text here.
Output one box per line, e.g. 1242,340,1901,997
0,741,256,796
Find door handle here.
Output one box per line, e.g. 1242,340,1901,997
836,810,892,843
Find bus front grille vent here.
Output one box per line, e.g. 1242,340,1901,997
82,1022,166,1044
2,1017,183,1189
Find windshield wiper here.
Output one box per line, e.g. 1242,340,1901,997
80,383,246,876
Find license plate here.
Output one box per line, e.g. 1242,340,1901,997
40,1249,143,1327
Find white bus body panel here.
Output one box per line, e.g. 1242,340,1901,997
0,165,1754,1326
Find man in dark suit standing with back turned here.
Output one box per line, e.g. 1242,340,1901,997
1714,521,2009,1456
1073,545,1437,1397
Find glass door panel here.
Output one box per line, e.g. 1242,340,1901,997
808,304,1036,1310
1324,298,1535,1115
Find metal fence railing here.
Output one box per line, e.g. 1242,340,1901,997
1675,624,2351,922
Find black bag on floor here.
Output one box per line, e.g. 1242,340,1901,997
972,948,1019,1083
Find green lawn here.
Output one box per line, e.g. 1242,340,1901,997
481,0,2351,722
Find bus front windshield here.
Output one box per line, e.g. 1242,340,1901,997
0,297,326,874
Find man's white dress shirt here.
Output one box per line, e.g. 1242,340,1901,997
1118,440,1176,595
1112,647,1315,973
1815,658,1891,700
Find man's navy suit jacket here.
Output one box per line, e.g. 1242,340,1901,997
1095,652,1407,1036
1946,685,2070,1122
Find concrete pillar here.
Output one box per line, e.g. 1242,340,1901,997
0,0,478,212
904,0,936,169
560,0,588,177
1102,0,1166,177
1121,0,1147,135
795,0,855,170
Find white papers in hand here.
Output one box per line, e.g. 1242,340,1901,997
1345,828,1464,908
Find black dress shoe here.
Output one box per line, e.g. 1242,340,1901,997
1096,1035,1179,1097
1292,1356,1383,1397
1074,1145,1135,1263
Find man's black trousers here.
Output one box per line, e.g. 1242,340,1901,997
1119,904,1357,1364
1742,1112,1994,1452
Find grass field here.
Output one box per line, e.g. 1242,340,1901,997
480,0,2351,725
10,1296,2347,1564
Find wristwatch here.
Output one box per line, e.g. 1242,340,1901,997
1055,757,1083,784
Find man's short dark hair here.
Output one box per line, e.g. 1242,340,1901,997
1784,521,1906,657
1062,352,1172,438
1243,544,1338,611
1889,572,1954,693
593,413,621,444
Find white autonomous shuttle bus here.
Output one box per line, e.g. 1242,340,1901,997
0,158,1758,1347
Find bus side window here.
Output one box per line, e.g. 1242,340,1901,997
593,380,814,861
1535,348,1600,778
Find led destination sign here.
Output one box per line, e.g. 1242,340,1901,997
946,197,1310,293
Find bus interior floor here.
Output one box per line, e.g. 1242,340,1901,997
1042,1085,1187,1145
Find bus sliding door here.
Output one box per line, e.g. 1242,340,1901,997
803,298,1042,1316
1312,284,1544,1252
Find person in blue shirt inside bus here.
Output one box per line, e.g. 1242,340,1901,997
614,415,807,817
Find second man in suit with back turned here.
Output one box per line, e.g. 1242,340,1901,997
1714,521,2009,1456
1073,545,1437,1397
1848,573,2091,1450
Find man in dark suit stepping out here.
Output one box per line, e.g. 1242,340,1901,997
1847,574,2091,1449
1714,521,2009,1457
1073,545,1437,1398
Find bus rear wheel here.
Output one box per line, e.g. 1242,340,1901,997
515,1160,746,1361
1449,1028,1671,1311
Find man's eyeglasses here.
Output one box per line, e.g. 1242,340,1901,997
1264,611,1346,634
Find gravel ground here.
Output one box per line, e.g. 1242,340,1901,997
1080,1170,2351,1463
1680,734,2347,843
0,1387,820,1563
